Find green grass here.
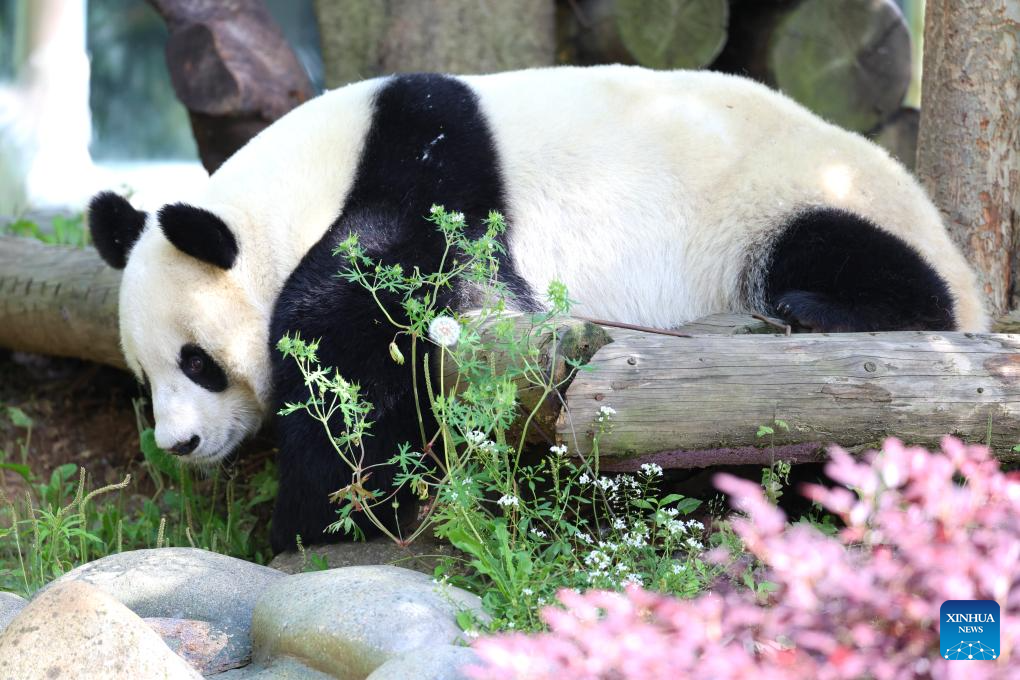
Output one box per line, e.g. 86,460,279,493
1,214,90,248
0,401,276,597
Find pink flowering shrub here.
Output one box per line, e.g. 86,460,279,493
469,438,1020,679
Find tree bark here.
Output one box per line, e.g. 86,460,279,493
916,0,1020,317
313,0,555,89
560,328,1020,464
147,0,315,173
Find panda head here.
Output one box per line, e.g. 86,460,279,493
88,191,269,463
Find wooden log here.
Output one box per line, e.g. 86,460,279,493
4,239,1020,464
916,0,1020,317
558,0,729,69
869,107,920,172
313,0,555,90
559,329,1020,464
713,0,912,133
0,236,125,370
147,0,315,173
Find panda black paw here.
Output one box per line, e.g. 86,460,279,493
773,290,856,333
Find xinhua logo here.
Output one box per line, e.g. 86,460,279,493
940,600,1000,661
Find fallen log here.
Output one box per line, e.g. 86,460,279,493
869,107,920,171
560,328,1020,465
3,236,1020,464
0,237,124,369
558,0,729,69
713,0,912,133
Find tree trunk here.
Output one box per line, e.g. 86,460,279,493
313,0,556,89
916,0,1020,317
147,0,315,173
714,0,913,133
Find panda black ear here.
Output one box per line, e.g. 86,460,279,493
158,203,238,270
88,192,147,269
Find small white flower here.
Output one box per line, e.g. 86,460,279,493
598,405,617,420
576,532,593,544
686,537,703,550
522,587,534,596
612,517,626,530
640,462,663,477
497,494,519,507
686,519,704,531
428,316,461,347
465,430,487,446
530,528,547,539
578,473,591,485
449,211,465,224
671,563,687,575
550,444,568,456
621,573,643,587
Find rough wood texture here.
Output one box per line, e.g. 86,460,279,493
314,0,555,89
147,0,314,172
916,0,1020,317
0,237,125,369
714,0,912,133
559,329,1020,463
559,0,729,69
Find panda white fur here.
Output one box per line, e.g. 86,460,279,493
87,65,987,552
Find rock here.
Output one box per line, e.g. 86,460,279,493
146,617,245,674
268,535,458,576
0,592,27,634
365,644,479,680
252,566,485,680
0,580,201,679
213,657,336,679
42,547,284,668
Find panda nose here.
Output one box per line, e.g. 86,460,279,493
169,435,200,456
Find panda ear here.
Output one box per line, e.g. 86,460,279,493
88,192,147,269
158,203,238,270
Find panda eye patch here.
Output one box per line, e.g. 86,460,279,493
179,344,228,393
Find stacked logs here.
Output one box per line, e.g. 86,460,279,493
559,0,920,167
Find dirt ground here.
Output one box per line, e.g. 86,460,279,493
0,349,274,497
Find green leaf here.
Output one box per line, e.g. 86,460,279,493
0,461,31,481
139,428,181,483
6,406,33,428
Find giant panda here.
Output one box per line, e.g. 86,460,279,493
87,65,987,552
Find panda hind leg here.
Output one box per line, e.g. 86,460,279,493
763,207,956,333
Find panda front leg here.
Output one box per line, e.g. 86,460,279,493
763,207,957,332
268,249,430,553
269,376,421,553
